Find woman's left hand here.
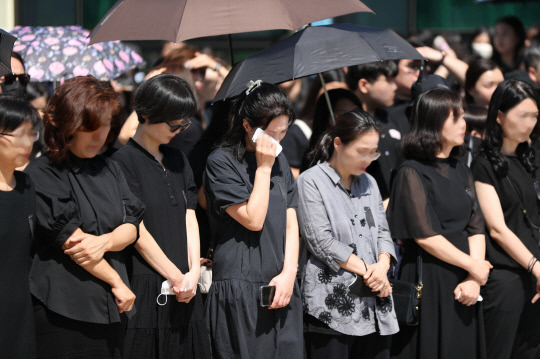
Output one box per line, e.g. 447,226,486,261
174,269,199,303
454,277,481,306
364,261,390,293
64,233,110,266
268,269,296,309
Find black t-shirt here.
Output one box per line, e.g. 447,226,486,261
0,171,36,358
472,153,540,268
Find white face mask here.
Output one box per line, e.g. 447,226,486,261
472,43,493,59
156,280,175,306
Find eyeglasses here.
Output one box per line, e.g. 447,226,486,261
0,131,40,144
359,151,381,161
3,73,31,85
165,118,191,133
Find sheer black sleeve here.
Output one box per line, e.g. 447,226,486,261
387,165,443,240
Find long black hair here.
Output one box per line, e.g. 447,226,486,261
221,82,294,160
306,110,382,168
402,88,463,162
464,58,500,105
480,79,540,177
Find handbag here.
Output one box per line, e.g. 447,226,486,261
389,253,423,326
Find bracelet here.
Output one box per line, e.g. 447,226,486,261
379,251,392,260
439,51,447,66
361,259,368,273
214,62,221,72
528,256,538,273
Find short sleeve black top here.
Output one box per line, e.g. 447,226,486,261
472,153,540,268
203,147,298,283
25,154,145,324
0,171,36,358
388,158,484,253
112,139,198,275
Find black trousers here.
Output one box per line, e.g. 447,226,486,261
483,268,540,359
305,331,391,359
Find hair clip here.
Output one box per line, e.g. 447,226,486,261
245,79,262,95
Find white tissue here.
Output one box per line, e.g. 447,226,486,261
252,128,282,157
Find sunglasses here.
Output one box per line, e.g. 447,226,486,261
165,119,191,133
4,73,31,85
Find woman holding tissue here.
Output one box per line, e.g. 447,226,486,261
387,88,490,359
112,74,210,359
472,80,540,359
203,81,302,359
298,110,398,359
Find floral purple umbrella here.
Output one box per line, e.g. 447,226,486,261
11,25,144,82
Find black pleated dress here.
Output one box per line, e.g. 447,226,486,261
112,139,211,359
0,171,36,358
387,158,486,359
203,147,303,359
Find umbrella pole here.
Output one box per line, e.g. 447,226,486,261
319,73,335,125
228,34,235,66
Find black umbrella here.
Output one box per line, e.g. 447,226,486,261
0,29,17,77
215,23,424,102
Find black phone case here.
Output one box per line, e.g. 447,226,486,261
259,285,276,307
348,274,378,297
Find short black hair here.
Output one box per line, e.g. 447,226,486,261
0,96,39,132
402,88,463,161
346,61,397,92
134,74,196,124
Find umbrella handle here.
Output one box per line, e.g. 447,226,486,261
318,73,335,126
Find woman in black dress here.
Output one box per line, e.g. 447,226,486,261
25,76,145,358
204,82,303,359
387,88,492,359
112,74,211,358
472,80,540,359
0,97,40,358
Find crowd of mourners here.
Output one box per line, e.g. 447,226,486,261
1,14,540,359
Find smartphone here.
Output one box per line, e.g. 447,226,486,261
259,285,276,307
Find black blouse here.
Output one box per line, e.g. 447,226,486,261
472,153,540,268
388,157,484,245
25,154,144,324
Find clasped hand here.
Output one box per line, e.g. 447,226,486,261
364,262,392,298
63,232,110,266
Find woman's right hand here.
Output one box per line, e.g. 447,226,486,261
111,281,136,313
255,132,276,169
467,258,493,285
532,263,540,303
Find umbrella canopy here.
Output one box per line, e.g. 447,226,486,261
89,0,372,45
11,25,145,82
0,29,17,77
214,24,424,101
